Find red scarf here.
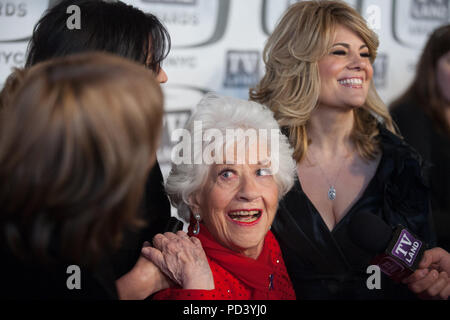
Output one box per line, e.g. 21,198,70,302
189,223,275,299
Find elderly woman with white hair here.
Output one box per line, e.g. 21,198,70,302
143,94,297,300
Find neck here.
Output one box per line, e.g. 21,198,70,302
307,105,355,158
239,242,263,260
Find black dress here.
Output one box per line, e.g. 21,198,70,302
0,162,171,299
272,126,436,300
391,101,450,252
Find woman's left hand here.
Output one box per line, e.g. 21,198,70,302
402,247,450,300
141,231,215,290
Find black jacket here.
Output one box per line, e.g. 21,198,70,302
273,126,436,300
0,162,171,300
391,101,450,252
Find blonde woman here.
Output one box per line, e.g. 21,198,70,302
250,0,436,299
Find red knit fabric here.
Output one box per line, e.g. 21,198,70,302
153,228,296,300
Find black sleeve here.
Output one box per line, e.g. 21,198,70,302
111,161,172,278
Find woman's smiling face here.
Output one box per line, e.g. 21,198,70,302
317,24,373,110
192,142,279,259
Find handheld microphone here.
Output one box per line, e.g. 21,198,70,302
349,212,427,282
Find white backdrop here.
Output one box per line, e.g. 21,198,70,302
1,0,449,182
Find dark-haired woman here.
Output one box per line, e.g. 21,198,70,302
390,24,450,253
6,0,173,299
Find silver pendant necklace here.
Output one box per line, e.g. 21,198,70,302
308,151,347,201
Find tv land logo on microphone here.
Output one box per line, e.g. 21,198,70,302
391,229,423,267
392,0,450,48
135,0,230,48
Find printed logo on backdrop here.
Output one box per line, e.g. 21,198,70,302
142,0,196,4
159,109,192,169
372,53,388,90
391,229,422,267
0,1,51,85
0,1,51,42
392,0,450,48
164,54,198,69
157,85,208,174
223,51,260,88
136,0,230,48
261,0,362,36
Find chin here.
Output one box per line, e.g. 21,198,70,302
345,98,366,109
232,229,266,248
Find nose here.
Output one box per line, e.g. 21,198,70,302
156,68,168,83
348,53,367,71
236,175,261,202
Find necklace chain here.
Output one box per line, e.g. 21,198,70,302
308,150,348,201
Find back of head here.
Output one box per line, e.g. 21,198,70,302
0,52,164,266
0,68,27,112
26,0,170,73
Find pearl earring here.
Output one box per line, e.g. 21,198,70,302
193,213,201,235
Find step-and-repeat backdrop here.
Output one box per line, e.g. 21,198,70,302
1,0,449,182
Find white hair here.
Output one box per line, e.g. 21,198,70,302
166,93,296,221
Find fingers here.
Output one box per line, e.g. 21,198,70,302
408,269,450,299
425,272,449,299
439,283,450,300
409,269,439,293
176,230,190,239
419,247,447,270
141,246,164,267
189,235,202,247
152,232,190,249
402,268,429,285
418,250,433,269
141,232,213,290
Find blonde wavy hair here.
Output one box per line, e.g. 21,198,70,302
250,0,396,162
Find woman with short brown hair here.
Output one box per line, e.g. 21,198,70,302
0,52,165,299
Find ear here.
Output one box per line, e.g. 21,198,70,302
188,192,201,216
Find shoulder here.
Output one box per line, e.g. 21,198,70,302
377,125,429,188
390,99,427,122
378,125,427,172
376,125,434,240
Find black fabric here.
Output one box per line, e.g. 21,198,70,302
391,101,450,252
1,161,172,299
272,125,436,300
110,161,172,279
0,245,116,300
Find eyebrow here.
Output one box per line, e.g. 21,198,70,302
257,159,271,166
331,43,369,50
218,159,271,166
